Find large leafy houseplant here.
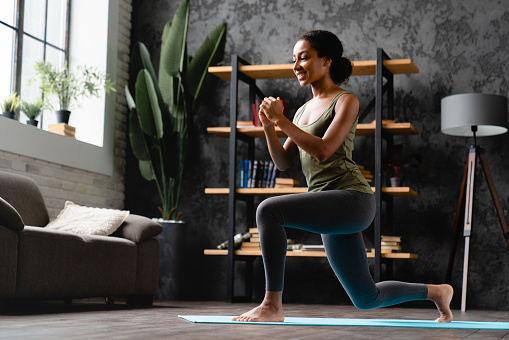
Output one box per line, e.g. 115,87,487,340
126,0,226,220
33,61,116,123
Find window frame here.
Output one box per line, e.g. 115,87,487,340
1,0,71,108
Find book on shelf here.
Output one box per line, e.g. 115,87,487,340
253,100,262,126
240,160,278,188
241,227,295,250
236,120,255,128
275,177,300,188
381,235,402,253
381,235,401,242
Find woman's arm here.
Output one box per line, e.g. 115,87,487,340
262,94,359,163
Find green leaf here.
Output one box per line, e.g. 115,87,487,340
186,23,227,106
139,160,156,181
160,0,189,77
135,69,164,138
131,42,165,108
128,108,150,161
125,85,136,110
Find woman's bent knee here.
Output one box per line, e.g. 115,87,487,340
256,197,283,228
351,297,378,310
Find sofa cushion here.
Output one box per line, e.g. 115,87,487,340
15,227,137,298
0,196,24,232
112,214,163,243
45,201,129,236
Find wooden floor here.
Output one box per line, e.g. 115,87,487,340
1,299,508,339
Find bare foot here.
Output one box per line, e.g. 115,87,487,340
232,291,284,322
426,284,454,322
232,303,284,322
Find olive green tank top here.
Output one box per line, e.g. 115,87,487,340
293,90,373,194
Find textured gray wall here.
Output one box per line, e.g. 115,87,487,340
127,0,509,310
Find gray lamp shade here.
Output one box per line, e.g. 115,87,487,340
441,93,508,137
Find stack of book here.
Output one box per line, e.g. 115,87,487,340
240,160,278,188
240,228,261,250
240,228,296,250
366,235,402,255
48,123,76,138
356,164,373,183
275,177,300,188
381,235,402,252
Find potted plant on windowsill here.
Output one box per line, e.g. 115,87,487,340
1,92,21,119
32,61,116,124
21,98,44,127
126,0,226,300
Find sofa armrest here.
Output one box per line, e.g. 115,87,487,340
111,214,162,243
0,196,24,233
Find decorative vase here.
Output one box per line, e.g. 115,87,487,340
55,110,71,124
26,119,39,127
154,219,187,300
390,176,402,187
2,112,15,119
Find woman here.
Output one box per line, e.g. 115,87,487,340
233,30,453,323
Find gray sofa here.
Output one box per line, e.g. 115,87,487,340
0,171,162,306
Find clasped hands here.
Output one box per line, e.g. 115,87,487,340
259,96,285,127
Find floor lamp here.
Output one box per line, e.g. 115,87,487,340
441,93,509,312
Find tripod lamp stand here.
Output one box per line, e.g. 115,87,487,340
441,93,509,312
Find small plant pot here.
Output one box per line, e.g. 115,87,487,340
2,112,15,119
390,177,402,187
55,110,71,124
26,119,39,127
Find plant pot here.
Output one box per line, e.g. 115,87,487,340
2,112,15,119
26,119,39,127
390,176,402,187
154,219,187,300
55,110,71,124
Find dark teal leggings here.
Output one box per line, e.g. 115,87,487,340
256,189,428,309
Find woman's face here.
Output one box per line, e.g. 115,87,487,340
292,39,330,87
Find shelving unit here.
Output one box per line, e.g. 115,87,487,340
205,51,420,302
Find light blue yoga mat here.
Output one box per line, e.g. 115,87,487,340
178,315,509,330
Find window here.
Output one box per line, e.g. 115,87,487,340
0,0,119,176
0,0,69,123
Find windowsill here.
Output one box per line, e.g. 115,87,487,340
0,117,114,176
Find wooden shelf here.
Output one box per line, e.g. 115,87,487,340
204,248,418,259
209,59,419,81
205,187,418,197
207,122,418,139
